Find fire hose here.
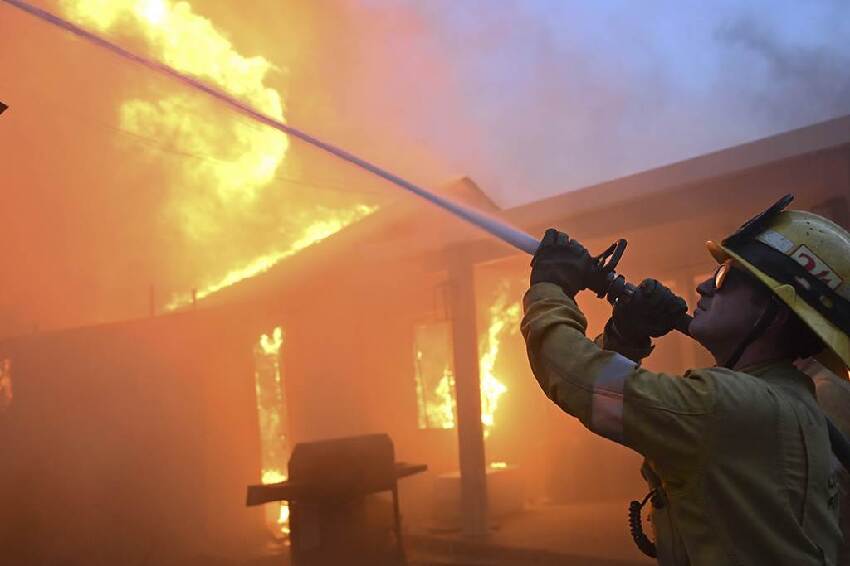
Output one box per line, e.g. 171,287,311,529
2,0,692,336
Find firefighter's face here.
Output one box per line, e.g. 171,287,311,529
690,263,767,363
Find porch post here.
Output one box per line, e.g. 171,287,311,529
448,260,488,537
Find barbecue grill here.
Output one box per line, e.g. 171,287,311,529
247,433,426,565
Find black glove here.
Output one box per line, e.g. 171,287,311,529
530,229,604,298
611,278,688,343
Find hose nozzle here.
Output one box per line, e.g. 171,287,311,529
588,238,693,336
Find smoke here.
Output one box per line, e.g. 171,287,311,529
715,17,850,126
290,0,850,206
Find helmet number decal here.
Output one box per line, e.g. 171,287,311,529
790,245,843,290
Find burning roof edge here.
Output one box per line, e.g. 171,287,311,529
191,176,498,308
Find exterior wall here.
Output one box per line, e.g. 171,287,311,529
0,307,266,565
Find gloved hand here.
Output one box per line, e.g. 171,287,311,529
611,278,688,343
530,229,604,298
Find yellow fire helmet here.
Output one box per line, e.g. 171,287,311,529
706,194,850,375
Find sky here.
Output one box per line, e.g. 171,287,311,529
0,0,849,334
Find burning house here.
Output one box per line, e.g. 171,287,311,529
1,114,849,565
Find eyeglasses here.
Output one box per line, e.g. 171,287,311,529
713,259,734,291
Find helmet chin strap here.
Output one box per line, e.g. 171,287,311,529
723,298,781,369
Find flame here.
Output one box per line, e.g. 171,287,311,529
165,204,376,309
261,469,286,484
260,470,290,537
415,360,456,430
255,327,289,539
62,0,287,217
478,287,519,437
60,0,377,309
413,286,518,437
413,324,456,429
431,367,457,429
260,326,284,357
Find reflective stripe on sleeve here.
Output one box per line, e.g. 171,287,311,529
590,353,636,443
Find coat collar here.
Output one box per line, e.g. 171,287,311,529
740,358,816,397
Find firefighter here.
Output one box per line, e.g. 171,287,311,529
522,195,845,565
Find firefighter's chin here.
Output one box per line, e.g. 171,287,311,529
688,306,715,352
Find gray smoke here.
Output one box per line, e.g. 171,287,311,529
716,17,850,126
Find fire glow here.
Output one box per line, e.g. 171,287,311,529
166,204,377,309
0,359,12,413
260,470,290,538
255,326,290,538
58,0,377,310
414,286,519,437
62,0,289,219
479,289,519,434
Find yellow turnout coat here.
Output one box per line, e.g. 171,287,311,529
522,283,842,565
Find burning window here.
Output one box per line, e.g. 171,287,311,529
478,290,519,435
414,321,457,430
254,327,290,539
0,358,11,413
413,284,519,437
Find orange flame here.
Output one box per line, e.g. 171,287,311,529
478,285,519,437
414,285,517,437
60,0,377,308
414,322,457,429
255,327,289,539
166,205,376,309
260,470,290,538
